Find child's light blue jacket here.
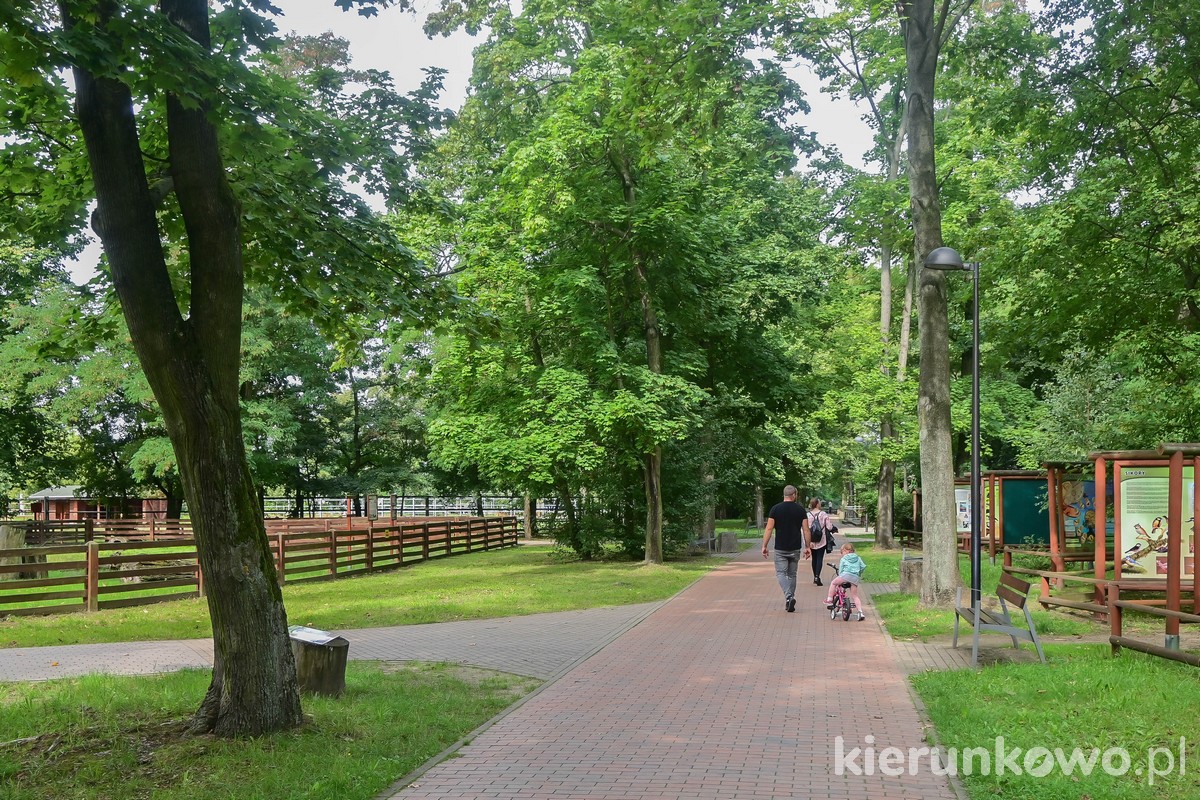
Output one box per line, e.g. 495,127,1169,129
838,553,867,577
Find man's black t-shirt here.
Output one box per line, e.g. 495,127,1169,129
768,500,807,551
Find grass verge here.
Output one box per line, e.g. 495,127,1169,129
2,545,719,649
0,662,538,800
911,646,1198,799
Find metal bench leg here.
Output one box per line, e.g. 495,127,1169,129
971,608,981,667
1025,606,1046,663
998,599,1020,649
952,586,962,647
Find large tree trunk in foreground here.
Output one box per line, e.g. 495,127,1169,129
66,0,301,735
902,0,960,605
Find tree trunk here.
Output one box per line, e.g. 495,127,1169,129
876,429,897,549
523,493,537,539
643,447,664,563
64,0,301,735
699,462,717,544
634,257,664,564
902,0,960,606
165,492,184,521
753,485,765,529
615,153,666,564
875,123,908,551
876,236,897,549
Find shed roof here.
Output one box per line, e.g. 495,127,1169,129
27,486,85,500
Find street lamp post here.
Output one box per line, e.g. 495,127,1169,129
923,246,981,612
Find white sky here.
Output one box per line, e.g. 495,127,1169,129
67,1,873,283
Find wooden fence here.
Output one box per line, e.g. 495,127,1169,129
0,516,519,618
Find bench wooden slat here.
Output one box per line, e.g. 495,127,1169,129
998,570,1031,595
996,583,1028,610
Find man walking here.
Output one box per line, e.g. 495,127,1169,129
761,485,810,612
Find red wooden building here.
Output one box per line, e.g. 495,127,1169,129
27,486,168,520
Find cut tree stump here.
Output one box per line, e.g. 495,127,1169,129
900,557,923,595
288,626,349,697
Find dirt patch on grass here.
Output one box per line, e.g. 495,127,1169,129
379,661,541,700
1,716,199,797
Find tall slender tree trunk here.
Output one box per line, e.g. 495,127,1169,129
876,232,898,550
698,460,716,544
65,0,300,734
753,485,765,529
875,125,908,550
902,0,960,606
616,154,665,564
635,256,665,564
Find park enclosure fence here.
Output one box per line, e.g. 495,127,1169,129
0,516,519,618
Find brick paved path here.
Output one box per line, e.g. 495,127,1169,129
387,550,961,800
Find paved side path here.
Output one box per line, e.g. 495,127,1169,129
388,550,959,800
865,582,975,674
0,604,660,683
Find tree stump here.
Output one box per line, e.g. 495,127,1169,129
289,626,349,697
900,558,923,595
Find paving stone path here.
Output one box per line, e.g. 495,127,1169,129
385,550,962,800
3,543,966,799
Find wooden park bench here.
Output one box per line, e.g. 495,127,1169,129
952,569,1046,666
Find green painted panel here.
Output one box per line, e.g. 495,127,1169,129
1001,479,1050,546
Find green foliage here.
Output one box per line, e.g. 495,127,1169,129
421,0,838,556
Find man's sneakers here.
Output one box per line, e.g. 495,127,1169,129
785,597,796,613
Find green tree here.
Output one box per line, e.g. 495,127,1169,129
782,0,915,546
0,2,437,734
424,0,826,561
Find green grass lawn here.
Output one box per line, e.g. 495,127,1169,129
1,544,718,648
912,646,1199,799
0,662,538,800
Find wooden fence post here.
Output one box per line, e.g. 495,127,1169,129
421,522,430,562
366,522,374,572
330,529,338,578
85,540,99,612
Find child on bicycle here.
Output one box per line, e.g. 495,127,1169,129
825,542,867,620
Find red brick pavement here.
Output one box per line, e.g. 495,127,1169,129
387,549,962,800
